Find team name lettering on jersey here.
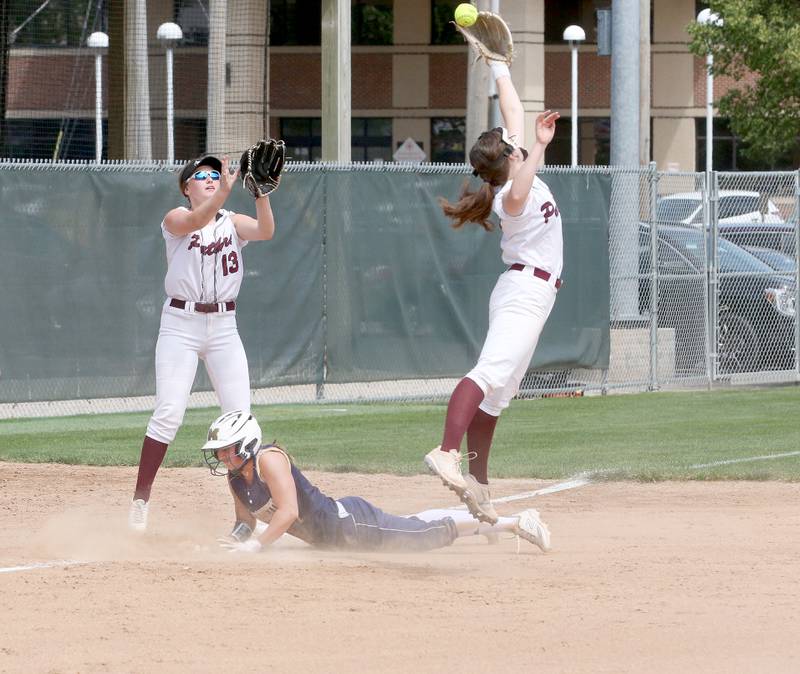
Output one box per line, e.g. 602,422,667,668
188,233,234,256
541,201,559,224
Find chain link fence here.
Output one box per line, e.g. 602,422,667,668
520,167,800,398
1,163,798,418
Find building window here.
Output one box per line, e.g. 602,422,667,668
546,117,609,166
280,117,322,162
2,118,105,159
431,117,465,163
352,117,392,161
8,0,108,47
174,0,209,46
352,0,392,46
280,117,391,162
431,0,462,45
544,0,610,45
695,118,797,171
270,0,322,46
270,1,392,47
174,119,206,161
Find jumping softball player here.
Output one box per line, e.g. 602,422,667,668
204,411,550,553
425,59,562,525
129,154,277,532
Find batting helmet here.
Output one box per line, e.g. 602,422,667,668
202,410,262,476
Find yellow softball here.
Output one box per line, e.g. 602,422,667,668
454,3,478,28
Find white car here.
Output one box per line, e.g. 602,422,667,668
656,190,785,225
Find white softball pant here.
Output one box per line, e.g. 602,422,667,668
146,303,251,444
466,268,558,417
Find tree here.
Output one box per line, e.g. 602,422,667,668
688,0,800,163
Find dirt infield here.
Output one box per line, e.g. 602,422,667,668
1,463,799,674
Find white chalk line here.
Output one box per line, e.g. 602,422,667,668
690,450,800,469
448,475,593,512
453,447,800,512
0,559,89,575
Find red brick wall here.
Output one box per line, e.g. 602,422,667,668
8,55,99,110
352,53,392,108
693,56,758,105
172,53,208,110
545,51,611,109
429,53,467,108
268,52,392,111
269,53,321,109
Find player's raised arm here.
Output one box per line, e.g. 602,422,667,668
232,138,285,241
493,63,524,147
504,110,560,217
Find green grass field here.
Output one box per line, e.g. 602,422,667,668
1,387,799,480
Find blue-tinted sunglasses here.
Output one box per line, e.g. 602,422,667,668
190,170,221,182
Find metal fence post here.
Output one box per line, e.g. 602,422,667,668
317,166,328,401
795,169,800,379
648,162,660,390
704,170,718,388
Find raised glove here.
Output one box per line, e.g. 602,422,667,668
218,537,263,554
455,11,514,65
240,138,286,198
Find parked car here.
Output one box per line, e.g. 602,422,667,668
742,245,797,274
639,223,796,375
656,190,785,226
718,222,796,257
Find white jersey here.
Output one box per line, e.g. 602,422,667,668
492,175,563,277
161,207,248,302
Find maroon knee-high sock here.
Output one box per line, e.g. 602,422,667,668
133,436,169,502
440,377,485,452
466,409,499,484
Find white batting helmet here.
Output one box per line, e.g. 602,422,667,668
202,410,262,476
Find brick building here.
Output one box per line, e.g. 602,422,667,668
1,0,792,170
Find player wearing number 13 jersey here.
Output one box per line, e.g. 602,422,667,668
129,153,277,532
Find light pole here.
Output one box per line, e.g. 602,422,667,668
697,9,723,174
87,31,108,163
157,22,183,164
563,25,585,167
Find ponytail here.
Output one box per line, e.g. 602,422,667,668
439,180,496,231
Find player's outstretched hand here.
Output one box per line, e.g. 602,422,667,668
218,537,262,553
535,110,560,146
220,155,241,194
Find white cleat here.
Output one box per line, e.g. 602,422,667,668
514,509,551,552
462,474,499,524
128,498,149,533
424,446,468,494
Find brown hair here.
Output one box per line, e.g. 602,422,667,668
439,130,510,231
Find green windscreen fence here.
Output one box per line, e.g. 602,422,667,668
0,164,610,403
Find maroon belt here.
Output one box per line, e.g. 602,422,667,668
508,263,562,289
169,298,236,313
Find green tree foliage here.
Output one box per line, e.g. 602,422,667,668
688,0,800,163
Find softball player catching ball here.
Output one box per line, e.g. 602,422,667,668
203,410,550,553
425,59,562,525
128,154,276,532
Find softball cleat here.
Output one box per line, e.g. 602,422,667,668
424,446,468,493
513,509,551,552
128,498,149,533
462,474,499,524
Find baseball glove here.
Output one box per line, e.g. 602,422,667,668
240,138,286,198
454,11,513,65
